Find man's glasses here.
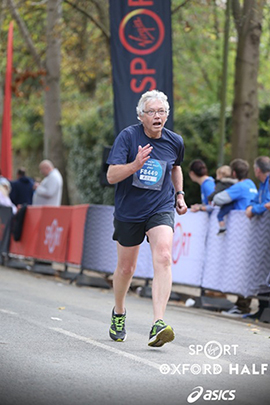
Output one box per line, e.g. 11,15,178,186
143,109,167,116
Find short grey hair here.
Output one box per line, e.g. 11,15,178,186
254,156,270,173
40,159,54,169
136,90,170,119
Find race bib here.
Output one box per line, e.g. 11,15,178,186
132,159,166,191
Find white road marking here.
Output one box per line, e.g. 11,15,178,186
0,308,165,370
0,309,18,316
50,327,161,370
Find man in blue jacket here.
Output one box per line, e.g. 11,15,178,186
246,156,270,218
244,156,270,321
10,168,34,206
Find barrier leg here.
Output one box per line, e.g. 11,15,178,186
193,288,235,311
31,259,56,276
5,254,32,270
75,266,111,289
58,263,80,281
258,293,270,323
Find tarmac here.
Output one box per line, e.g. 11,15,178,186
0,263,269,405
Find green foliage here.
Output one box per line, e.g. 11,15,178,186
1,0,270,205
12,93,44,152
174,105,232,205
67,101,115,204
171,0,236,113
174,102,270,206
258,105,270,157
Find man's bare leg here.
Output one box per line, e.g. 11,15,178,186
113,242,140,314
147,225,173,322
146,225,174,347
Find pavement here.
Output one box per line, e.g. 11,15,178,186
0,264,269,405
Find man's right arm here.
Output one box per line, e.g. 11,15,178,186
107,162,139,184
107,144,153,184
213,190,233,206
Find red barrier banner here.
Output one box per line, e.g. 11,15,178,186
34,207,73,263
67,204,89,265
9,207,43,257
10,206,73,263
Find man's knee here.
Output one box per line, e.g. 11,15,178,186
154,246,172,268
116,264,136,277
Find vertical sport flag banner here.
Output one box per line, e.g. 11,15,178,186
1,21,13,179
109,0,173,136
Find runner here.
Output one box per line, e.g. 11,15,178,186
106,90,187,347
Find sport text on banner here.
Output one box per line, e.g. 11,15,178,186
109,0,173,135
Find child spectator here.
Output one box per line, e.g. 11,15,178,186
208,165,238,235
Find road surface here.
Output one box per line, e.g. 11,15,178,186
0,265,269,405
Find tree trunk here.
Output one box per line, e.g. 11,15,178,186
231,0,265,172
44,0,69,204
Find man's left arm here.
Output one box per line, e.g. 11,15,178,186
246,183,270,218
171,166,187,215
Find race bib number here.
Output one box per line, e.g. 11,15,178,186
132,159,166,191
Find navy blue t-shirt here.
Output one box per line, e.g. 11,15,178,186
107,124,185,222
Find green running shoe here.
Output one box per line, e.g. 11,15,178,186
109,308,127,342
148,319,175,347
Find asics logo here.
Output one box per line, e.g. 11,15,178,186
187,386,236,403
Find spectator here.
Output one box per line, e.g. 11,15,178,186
189,159,215,212
213,158,258,317
0,177,17,214
208,165,238,235
245,156,270,219
244,156,270,320
10,167,34,206
32,160,63,206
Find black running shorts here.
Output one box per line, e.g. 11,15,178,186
113,211,174,247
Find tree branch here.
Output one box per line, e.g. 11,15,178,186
172,0,191,15
63,0,110,41
30,0,47,5
7,0,44,69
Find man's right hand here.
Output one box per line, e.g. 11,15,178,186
134,144,153,170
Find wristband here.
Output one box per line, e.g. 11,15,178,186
176,190,185,196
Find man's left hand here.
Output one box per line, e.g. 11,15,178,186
245,206,253,219
176,198,188,215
